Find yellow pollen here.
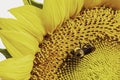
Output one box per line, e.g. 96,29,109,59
30,7,120,80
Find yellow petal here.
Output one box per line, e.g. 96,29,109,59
23,0,64,33
9,5,45,42
38,0,66,33
22,0,83,33
104,0,120,10
0,30,39,58
0,18,25,30
33,0,84,33
0,18,44,42
84,0,104,8
0,54,34,80
64,0,84,18
76,0,84,16
84,0,120,10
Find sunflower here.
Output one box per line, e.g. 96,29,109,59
0,0,120,80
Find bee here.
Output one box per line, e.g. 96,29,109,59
69,43,95,59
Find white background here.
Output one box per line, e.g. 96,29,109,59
0,0,24,61
0,0,21,78
0,0,44,61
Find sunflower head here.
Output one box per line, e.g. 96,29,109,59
0,0,120,80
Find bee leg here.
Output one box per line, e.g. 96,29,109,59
83,43,89,48
66,49,74,59
70,49,75,55
79,42,82,48
82,43,86,48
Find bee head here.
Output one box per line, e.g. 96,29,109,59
82,44,95,55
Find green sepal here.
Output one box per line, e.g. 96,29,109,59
0,49,12,58
23,0,43,9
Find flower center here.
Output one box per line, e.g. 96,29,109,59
30,7,120,79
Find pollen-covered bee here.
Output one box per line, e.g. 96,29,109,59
69,43,95,59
